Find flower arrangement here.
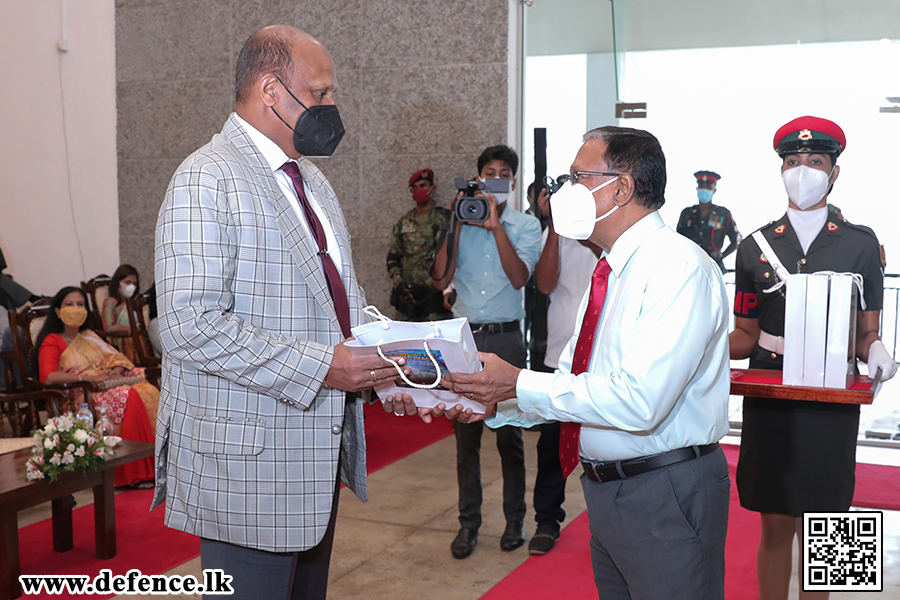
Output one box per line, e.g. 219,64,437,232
25,412,110,482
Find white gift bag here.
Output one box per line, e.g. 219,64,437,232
782,274,809,386
346,307,485,413
823,273,859,389
801,274,829,387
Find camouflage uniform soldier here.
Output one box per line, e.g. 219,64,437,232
387,168,452,321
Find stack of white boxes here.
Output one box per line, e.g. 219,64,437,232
782,273,858,389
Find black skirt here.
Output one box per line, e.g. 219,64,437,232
735,352,860,515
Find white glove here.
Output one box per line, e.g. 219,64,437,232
867,339,898,381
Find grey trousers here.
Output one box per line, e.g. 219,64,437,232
581,446,730,600
200,471,341,600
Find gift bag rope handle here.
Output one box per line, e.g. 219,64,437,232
808,271,866,311
363,306,443,389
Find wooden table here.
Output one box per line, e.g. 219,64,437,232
730,368,877,404
0,440,154,600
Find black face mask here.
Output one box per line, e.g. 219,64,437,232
272,76,345,157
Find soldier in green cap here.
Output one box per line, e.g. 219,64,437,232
676,170,741,273
386,168,453,321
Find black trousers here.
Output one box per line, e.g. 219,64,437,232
530,359,566,529
200,469,342,600
455,329,527,529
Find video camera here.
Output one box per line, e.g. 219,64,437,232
452,176,510,223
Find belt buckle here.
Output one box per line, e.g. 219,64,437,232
591,464,603,483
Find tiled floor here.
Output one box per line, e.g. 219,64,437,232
17,427,899,599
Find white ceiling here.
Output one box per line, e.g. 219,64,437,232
525,0,900,56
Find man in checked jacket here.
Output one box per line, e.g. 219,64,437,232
152,25,404,600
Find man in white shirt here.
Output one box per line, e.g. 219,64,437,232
424,126,732,599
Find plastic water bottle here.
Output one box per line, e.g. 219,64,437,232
76,403,94,428
97,405,114,437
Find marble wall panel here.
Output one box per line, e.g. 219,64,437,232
119,234,157,287
352,0,507,69
229,0,364,72
118,158,183,238
116,0,232,82
356,63,507,156
351,236,393,315
117,78,234,161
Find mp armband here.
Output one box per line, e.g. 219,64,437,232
734,286,759,318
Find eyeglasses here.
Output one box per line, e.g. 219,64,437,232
545,171,621,194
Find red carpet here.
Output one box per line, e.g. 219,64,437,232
17,402,453,599
17,489,196,600
362,400,454,472
481,443,899,600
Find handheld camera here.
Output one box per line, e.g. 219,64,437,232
452,176,510,223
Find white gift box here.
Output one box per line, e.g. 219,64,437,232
346,308,485,413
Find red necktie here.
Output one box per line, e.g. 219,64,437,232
559,257,612,478
280,161,352,338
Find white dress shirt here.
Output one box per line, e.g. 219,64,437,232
234,114,342,274
542,230,601,369
491,211,730,462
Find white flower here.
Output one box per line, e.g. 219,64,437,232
43,423,56,435
62,451,75,464
66,443,76,452
93,448,106,459
32,453,44,466
50,453,62,466
75,446,86,457
44,438,55,450
26,469,45,481
33,433,42,446
73,429,89,443
56,414,74,432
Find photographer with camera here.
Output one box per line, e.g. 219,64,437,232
432,145,542,559
386,168,453,321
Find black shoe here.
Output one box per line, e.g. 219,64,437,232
451,527,478,559
528,523,560,555
500,521,525,551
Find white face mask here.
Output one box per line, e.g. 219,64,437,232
549,176,619,240
782,165,833,210
120,283,136,298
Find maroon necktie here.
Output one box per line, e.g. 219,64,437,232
559,257,612,478
280,161,351,338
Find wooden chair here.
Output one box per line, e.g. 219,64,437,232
6,305,98,418
123,294,161,387
0,389,65,437
81,275,131,348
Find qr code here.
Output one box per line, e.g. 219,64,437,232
803,511,882,591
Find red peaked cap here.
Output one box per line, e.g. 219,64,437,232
773,116,846,157
408,168,434,187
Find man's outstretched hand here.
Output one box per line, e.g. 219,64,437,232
441,352,520,408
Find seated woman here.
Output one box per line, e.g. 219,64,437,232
34,286,157,489
101,264,141,361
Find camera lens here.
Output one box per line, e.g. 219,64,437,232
466,205,477,214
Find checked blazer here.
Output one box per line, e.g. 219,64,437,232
151,113,368,553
